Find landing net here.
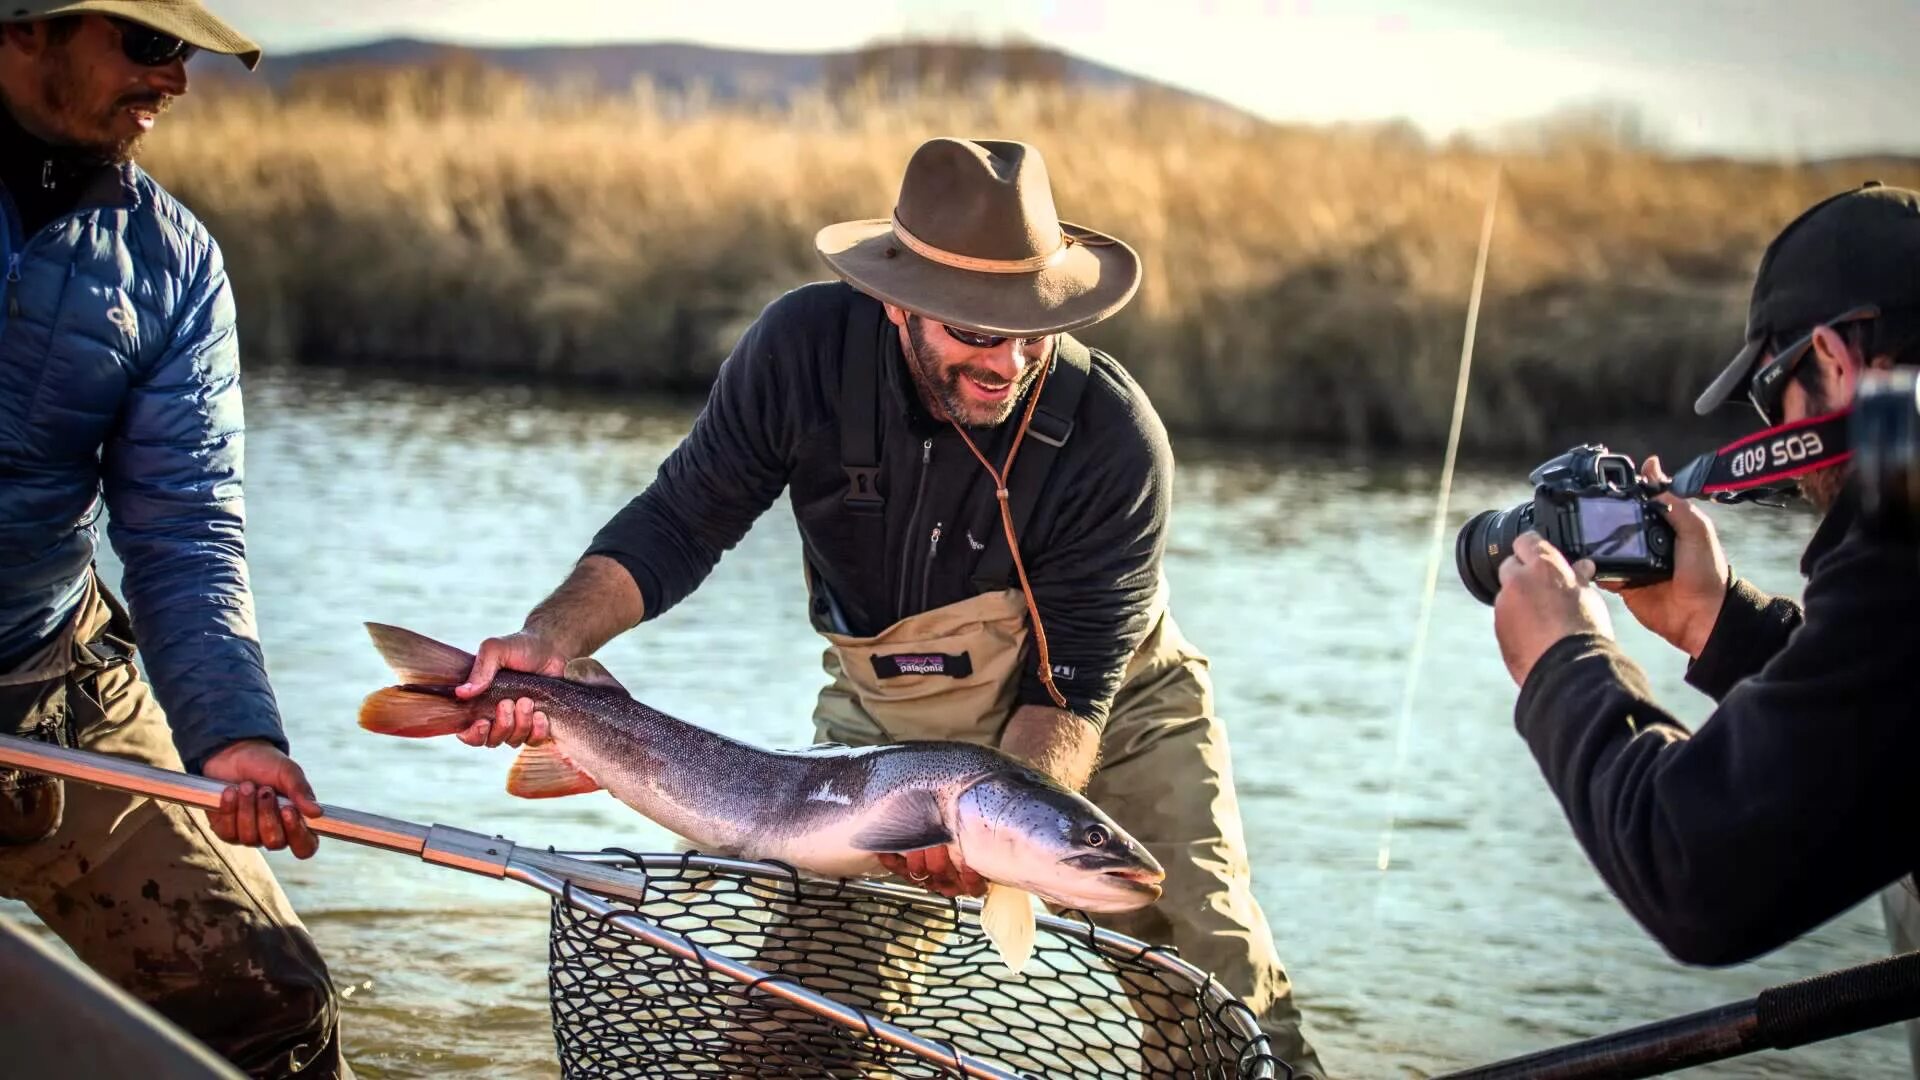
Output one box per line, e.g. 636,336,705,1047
545,851,1290,1079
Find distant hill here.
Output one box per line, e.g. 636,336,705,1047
254,37,1252,118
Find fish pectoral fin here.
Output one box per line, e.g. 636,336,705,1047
561,658,629,692
506,744,603,799
848,789,952,853
979,884,1037,976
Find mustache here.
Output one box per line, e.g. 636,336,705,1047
116,93,174,114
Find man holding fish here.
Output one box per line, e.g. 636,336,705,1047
444,137,1325,1076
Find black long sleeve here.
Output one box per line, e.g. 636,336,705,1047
583,283,1170,728
1514,513,1920,966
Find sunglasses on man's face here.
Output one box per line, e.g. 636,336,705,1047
109,17,198,68
1747,305,1879,425
940,323,1048,350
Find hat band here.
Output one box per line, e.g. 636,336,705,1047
890,211,1073,275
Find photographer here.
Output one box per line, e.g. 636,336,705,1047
1488,181,1920,1002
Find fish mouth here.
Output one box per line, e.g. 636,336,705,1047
1053,870,1161,913
1103,868,1165,901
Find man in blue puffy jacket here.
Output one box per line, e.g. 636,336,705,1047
0,3,346,1076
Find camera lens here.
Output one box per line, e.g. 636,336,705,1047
1854,369,1920,534
1455,502,1534,605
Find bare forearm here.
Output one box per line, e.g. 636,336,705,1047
999,704,1100,791
523,555,646,658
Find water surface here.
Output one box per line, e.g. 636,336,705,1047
81,369,1911,1077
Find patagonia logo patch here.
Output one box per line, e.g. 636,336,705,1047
872,652,974,679
1049,663,1077,681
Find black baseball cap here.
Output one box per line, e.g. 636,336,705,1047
1695,181,1920,415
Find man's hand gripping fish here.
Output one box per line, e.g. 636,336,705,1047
356,624,1165,973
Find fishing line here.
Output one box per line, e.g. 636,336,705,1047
1375,166,1502,880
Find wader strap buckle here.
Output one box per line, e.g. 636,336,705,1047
1026,404,1073,449
843,466,884,514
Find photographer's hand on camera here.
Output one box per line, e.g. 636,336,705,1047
1595,456,1732,659
1493,532,1614,686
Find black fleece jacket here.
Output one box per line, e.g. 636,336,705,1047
587,282,1173,729
1514,496,1920,966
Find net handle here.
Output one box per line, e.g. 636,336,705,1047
0,733,431,853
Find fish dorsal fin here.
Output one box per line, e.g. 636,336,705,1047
506,743,603,799
980,884,1037,976
562,657,628,692
365,623,475,685
849,789,952,853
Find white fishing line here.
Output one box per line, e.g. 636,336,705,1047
1375,167,1503,880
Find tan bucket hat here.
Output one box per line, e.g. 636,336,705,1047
816,138,1142,337
3,0,261,70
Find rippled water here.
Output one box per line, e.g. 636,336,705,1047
76,369,1908,1077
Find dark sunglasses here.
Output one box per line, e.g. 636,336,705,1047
1748,305,1879,425
109,17,198,67
940,323,1047,350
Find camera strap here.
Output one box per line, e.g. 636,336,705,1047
1669,409,1853,502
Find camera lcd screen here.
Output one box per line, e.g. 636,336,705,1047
1576,497,1648,559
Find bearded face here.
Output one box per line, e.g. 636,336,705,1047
12,16,185,165
902,315,1050,429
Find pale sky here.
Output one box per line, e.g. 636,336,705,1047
210,0,1919,160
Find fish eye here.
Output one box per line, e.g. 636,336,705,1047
1083,824,1109,848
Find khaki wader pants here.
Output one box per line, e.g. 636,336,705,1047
810,586,1326,1079
0,574,347,1079
1883,876,1920,1077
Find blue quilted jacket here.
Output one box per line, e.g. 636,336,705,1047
0,164,286,773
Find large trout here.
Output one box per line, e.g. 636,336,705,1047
356,624,1164,972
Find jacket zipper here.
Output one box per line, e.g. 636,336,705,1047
920,522,943,611
0,182,20,324
895,438,934,619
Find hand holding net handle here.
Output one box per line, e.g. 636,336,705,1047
0,733,430,854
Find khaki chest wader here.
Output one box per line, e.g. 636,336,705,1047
796,307,1326,1077
0,570,136,845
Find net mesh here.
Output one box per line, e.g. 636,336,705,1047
547,851,1290,1080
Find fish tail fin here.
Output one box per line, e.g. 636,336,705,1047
506,743,603,799
364,623,475,685
358,687,475,738
979,884,1037,976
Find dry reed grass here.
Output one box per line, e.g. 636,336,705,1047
144,74,1920,452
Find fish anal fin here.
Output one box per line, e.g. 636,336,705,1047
848,789,951,853
980,884,1037,976
365,624,475,685
562,657,628,692
506,743,603,799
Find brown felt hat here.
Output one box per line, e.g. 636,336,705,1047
2,0,261,70
816,138,1142,337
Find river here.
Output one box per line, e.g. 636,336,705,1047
72,368,1910,1077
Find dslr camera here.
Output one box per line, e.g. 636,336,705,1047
1456,444,1676,604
